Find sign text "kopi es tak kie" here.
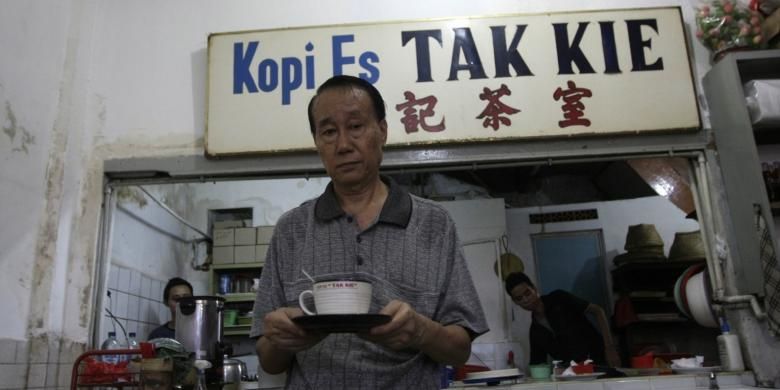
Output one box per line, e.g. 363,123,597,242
207,7,699,156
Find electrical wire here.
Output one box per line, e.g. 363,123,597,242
137,186,212,241
103,291,128,345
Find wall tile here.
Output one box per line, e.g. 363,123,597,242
16,340,29,363
139,298,151,323
130,269,141,295
557,381,604,390
58,362,72,387
515,384,556,390
118,267,130,293
116,291,128,319
47,336,61,364
649,375,695,389
45,363,59,387
141,276,152,299
27,363,47,387
0,339,16,364
0,363,27,389
29,337,48,364
151,279,162,303
127,295,140,321
604,379,651,390
109,265,119,290
58,342,85,364
158,305,169,324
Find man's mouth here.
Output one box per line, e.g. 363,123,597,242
337,161,360,169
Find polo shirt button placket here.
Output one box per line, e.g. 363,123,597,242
356,234,363,265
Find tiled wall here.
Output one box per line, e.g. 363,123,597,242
0,335,87,389
102,264,169,344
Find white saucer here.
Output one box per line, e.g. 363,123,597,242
463,368,524,384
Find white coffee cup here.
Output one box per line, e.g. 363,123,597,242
298,280,372,315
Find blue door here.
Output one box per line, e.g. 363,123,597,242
531,230,610,314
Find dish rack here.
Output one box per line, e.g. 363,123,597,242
70,348,147,389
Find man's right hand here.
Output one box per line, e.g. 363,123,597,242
262,307,324,353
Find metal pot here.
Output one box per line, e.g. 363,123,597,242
223,356,247,384
175,295,225,360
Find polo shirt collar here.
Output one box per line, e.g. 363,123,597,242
315,175,411,227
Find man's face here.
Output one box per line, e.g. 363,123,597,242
311,87,387,188
167,285,192,316
510,283,540,311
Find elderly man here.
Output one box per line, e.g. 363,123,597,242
251,75,488,389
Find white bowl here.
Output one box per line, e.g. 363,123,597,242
685,271,718,328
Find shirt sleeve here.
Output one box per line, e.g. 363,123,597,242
432,213,489,338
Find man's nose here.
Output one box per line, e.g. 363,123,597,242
334,128,353,151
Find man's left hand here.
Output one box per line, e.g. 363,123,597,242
362,299,431,350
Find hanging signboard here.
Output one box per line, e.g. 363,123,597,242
206,7,699,156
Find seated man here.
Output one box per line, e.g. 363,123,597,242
505,272,620,367
148,277,193,340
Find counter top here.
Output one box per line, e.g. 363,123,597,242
448,371,757,390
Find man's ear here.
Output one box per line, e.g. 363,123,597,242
379,119,388,145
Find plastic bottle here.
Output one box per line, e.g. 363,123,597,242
551,360,564,381
507,350,516,369
124,332,139,362
100,331,122,365
717,318,745,371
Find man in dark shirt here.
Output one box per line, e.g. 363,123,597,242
505,272,620,367
148,277,193,340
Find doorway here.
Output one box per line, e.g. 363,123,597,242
531,230,610,314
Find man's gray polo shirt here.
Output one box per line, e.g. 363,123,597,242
251,176,488,389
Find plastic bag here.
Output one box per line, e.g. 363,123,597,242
695,0,765,59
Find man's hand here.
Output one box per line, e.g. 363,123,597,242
262,307,325,353
363,300,432,350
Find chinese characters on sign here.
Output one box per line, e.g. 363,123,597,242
554,80,593,128
394,82,593,133
477,84,520,131
395,91,445,133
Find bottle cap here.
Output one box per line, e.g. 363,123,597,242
720,317,731,333
129,332,136,337
108,331,116,337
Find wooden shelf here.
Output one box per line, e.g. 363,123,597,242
224,324,252,336
218,293,256,302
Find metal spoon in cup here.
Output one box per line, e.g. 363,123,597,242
301,269,316,283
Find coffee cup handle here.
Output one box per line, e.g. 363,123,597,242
298,290,317,315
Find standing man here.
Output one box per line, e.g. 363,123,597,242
504,272,621,368
148,277,193,340
251,75,488,389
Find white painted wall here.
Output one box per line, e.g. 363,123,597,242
0,0,722,386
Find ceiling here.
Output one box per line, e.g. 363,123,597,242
392,160,659,208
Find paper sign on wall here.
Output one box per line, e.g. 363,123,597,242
206,7,699,156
